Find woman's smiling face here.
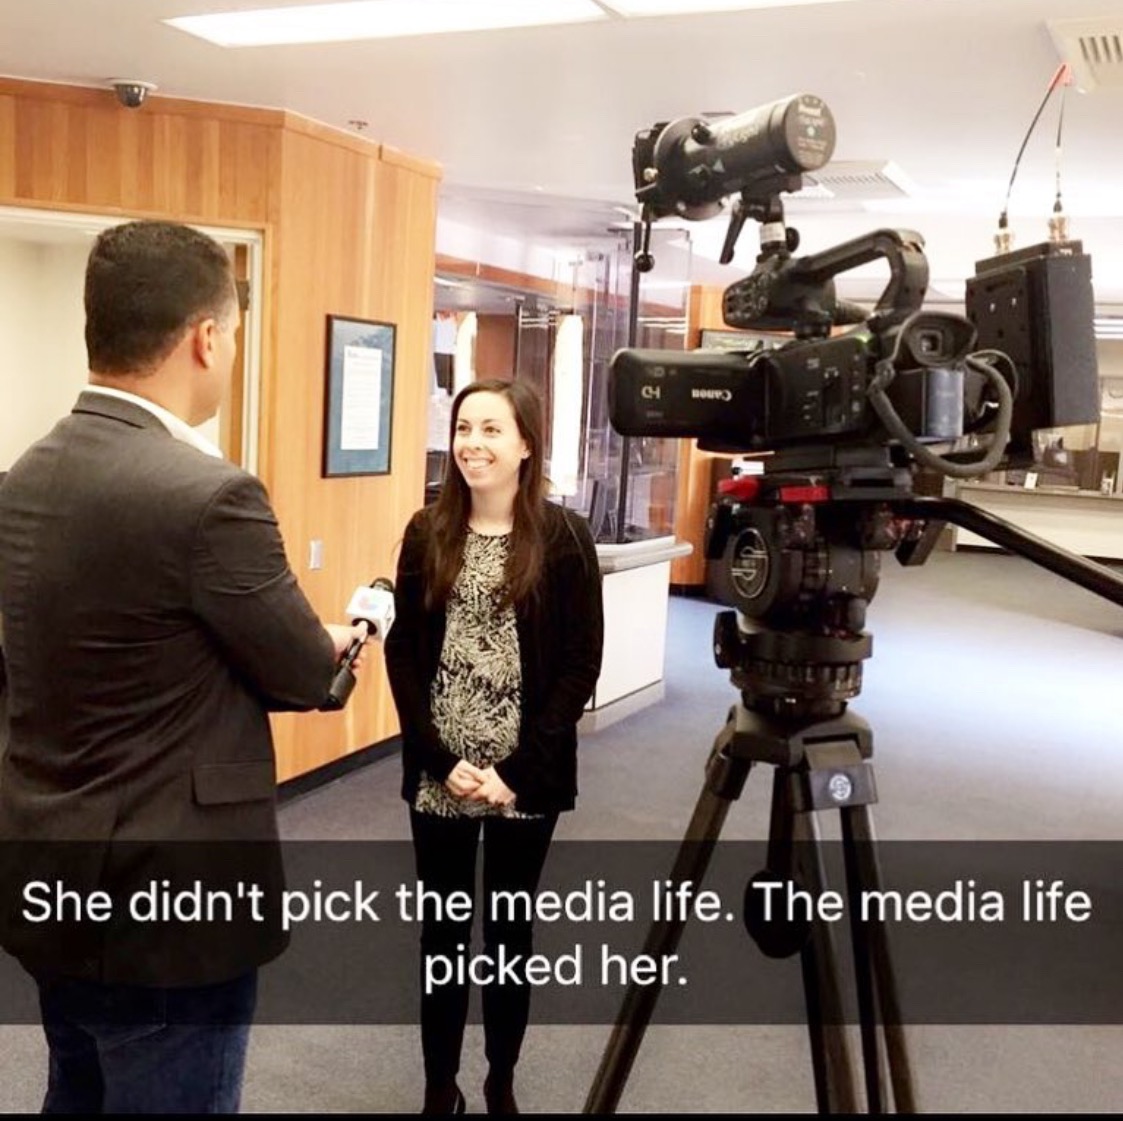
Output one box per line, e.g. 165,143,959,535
453,389,529,495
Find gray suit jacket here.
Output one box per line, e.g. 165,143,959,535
0,392,336,984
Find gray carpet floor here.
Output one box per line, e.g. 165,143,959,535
1,547,1121,1112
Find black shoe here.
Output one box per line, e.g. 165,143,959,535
421,1083,465,1114
484,1072,519,1115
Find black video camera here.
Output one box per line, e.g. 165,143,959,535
612,93,1099,475
611,278,978,457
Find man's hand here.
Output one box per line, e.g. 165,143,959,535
325,622,368,670
445,760,485,798
466,766,515,808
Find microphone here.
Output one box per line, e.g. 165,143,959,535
320,577,396,711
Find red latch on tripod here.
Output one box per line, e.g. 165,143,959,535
777,484,830,504
717,476,761,502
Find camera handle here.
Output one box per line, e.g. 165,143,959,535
723,225,930,336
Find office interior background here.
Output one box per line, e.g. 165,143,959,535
1,0,1122,1112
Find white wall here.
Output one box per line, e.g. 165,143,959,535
0,238,89,470
1098,339,1123,379
1096,339,1123,463
0,236,230,469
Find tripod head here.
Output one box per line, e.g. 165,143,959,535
705,449,917,721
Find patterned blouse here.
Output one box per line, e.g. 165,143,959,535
413,530,535,819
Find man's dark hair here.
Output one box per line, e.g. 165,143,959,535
85,221,235,375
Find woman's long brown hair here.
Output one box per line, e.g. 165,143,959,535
424,378,547,610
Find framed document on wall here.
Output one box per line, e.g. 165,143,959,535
322,315,396,477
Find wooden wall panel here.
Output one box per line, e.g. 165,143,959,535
0,82,288,226
266,127,440,781
476,314,517,377
0,77,441,782
0,95,15,198
84,106,132,207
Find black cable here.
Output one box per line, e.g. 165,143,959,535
963,348,1019,434
867,352,1013,478
997,63,1070,240
1054,81,1067,206
1050,75,1070,238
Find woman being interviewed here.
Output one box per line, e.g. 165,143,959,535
384,378,604,1115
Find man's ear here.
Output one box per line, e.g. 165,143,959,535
191,317,218,369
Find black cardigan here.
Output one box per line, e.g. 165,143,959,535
384,501,604,815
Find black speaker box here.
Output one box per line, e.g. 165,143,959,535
964,240,1100,455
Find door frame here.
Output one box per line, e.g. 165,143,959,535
0,205,265,474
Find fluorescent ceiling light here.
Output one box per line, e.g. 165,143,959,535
602,0,860,15
166,0,606,47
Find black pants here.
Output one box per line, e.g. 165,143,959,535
409,808,558,1086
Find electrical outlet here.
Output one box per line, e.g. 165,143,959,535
309,539,324,570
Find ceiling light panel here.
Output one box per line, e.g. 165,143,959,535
166,0,607,47
602,0,859,17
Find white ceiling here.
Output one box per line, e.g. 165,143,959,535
2,0,1123,311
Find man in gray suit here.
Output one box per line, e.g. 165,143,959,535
0,221,359,1113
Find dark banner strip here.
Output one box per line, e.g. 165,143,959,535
0,841,1119,1025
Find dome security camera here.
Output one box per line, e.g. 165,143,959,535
110,80,157,109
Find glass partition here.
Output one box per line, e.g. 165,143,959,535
578,227,689,542
429,228,689,540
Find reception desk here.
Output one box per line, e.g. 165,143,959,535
580,535,693,733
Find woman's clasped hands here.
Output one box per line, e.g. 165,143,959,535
444,759,515,808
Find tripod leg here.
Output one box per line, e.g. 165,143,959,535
583,733,752,1115
759,767,841,1111
840,803,886,1113
789,791,859,1115
842,805,916,1113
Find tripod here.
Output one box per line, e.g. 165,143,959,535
584,633,913,1114
584,460,1123,1115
